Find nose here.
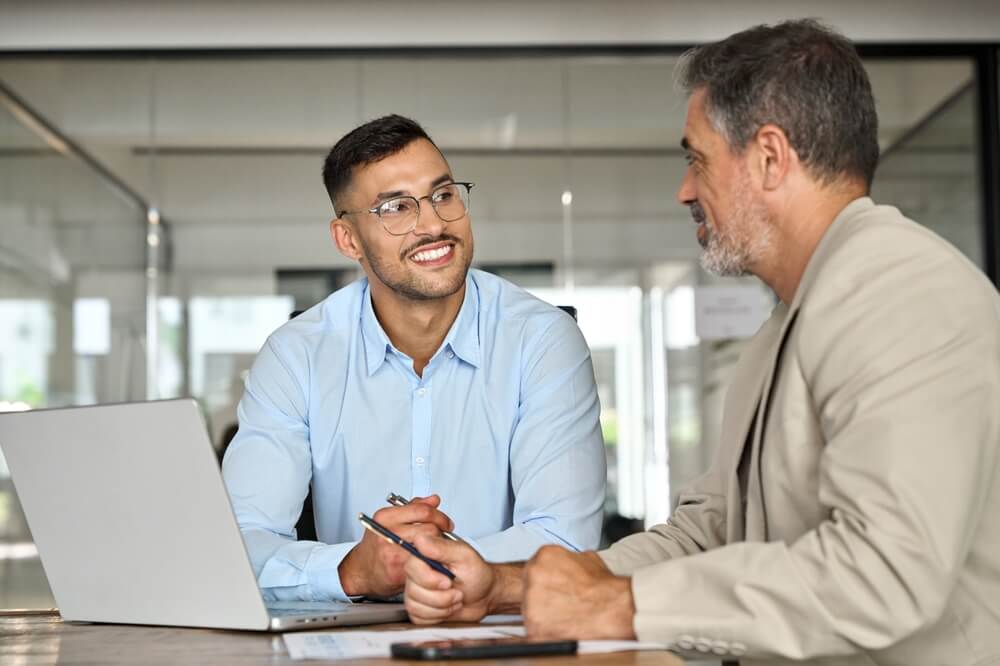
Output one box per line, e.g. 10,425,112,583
412,197,447,237
677,167,696,206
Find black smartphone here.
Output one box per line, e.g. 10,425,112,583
390,637,578,660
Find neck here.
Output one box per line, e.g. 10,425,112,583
754,183,866,305
369,280,466,376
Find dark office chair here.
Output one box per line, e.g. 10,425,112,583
557,305,577,321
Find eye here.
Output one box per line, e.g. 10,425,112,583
378,197,416,217
431,186,455,204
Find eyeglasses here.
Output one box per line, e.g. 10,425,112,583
338,182,475,236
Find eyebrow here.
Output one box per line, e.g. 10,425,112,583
373,173,454,204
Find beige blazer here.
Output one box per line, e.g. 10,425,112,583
601,198,1000,666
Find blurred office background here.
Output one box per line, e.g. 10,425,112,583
1,1,998,609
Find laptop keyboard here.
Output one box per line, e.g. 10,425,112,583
267,602,353,617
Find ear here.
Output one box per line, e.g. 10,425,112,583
753,123,792,191
330,217,364,262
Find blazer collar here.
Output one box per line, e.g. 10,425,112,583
787,196,875,314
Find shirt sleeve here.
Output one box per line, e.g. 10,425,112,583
221,337,356,602
473,312,607,562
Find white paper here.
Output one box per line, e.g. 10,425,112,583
282,625,668,661
283,626,525,660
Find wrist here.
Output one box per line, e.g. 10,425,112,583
338,546,367,597
607,576,637,639
486,563,525,615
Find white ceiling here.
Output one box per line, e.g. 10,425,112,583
3,0,1000,49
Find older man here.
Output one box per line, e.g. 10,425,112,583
402,20,1000,666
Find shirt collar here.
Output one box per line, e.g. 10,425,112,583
360,276,482,376
361,282,392,376
441,276,481,369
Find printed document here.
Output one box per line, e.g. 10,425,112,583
282,625,669,660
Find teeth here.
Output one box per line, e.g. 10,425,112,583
411,246,452,263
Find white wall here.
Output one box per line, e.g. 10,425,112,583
2,0,999,50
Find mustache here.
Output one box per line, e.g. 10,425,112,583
401,234,462,259
689,202,706,225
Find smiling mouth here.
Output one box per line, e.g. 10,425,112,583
408,242,455,266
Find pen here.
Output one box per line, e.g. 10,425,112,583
357,512,456,580
386,492,464,543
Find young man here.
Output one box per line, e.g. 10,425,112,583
222,115,606,602
402,21,1000,665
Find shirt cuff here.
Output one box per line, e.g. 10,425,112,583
304,540,359,602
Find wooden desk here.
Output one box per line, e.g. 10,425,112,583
1,612,685,665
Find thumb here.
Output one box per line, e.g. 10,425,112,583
413,533,478,571
412,533,460,564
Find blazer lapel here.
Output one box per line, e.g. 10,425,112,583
740,197,877,541
743,306,800,541
721,302,789,543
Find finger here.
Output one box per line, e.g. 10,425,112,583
405,596,463,625
374,502,452,531
405,576,463,610
395,522,444,544
411,494,441,508
408,495,457,532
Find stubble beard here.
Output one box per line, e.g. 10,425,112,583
696,172,772,277
360,234,473,301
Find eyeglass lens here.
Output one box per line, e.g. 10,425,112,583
375,183,470,235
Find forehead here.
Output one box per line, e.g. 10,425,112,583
352,139,451,193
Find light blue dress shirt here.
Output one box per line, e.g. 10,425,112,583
222,269,606,602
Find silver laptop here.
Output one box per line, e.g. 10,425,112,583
0,399,407,631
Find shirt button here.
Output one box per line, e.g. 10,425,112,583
416,388,426,397
414,457,425,465
712,640,729,655
731,642,747,656
694,638,711,653
447,351,455,359
676,635,694,651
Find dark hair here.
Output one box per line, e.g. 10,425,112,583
678,19,879,189
322,114,436,215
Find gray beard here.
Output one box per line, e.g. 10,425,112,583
698,180,772,277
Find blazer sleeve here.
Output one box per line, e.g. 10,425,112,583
621,225,1000,660
600,456,729,575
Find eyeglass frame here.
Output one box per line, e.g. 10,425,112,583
336,181,475,236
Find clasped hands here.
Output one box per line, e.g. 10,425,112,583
402,536,637,640
338,494,454,598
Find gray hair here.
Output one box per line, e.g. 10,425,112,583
677,19,879,190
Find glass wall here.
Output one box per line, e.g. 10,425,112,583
0,96,147,607
0,52,990,608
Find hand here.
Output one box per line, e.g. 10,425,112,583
404,534,512,624
339,495,453,598
523,546,636,640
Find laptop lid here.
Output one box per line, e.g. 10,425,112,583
0,399,397,631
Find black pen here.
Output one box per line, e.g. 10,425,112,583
357,512,456,580
386,492,465,544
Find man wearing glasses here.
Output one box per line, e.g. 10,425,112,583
222,115,606,602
